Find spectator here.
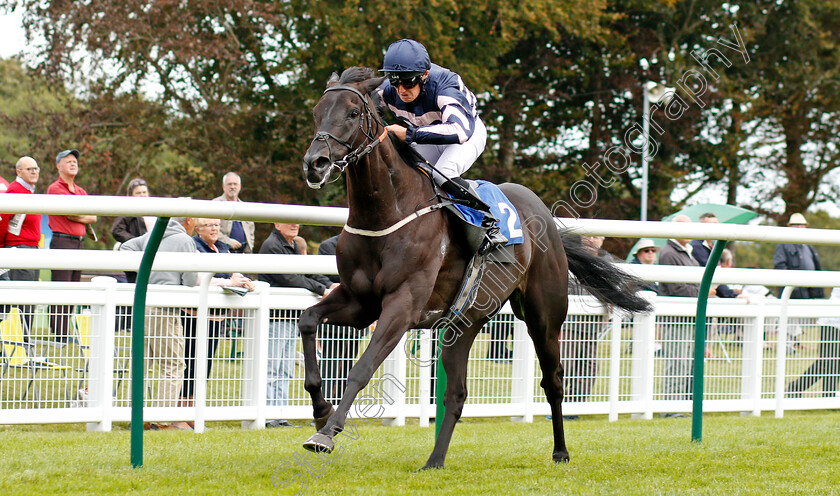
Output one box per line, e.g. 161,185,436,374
120,216,198,430
111,177,153,338
0,174,8,192
111,177,157,288
179,218,254,424
293,236,307,255
690,212,719,266
112,178,154,248
774,213,824,353
317,234,368,403
47,149,97,341
658,214,699,415
702,248,743,358
213,172,255,254
259,223,338,428
0,157,42,331
630,238,659,294
712,248,740,299
786,287,840,397
773,213,824,300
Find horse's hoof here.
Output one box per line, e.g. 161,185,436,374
553,452,570,464
314,405,335,431
302,432,334,454
419,463,444,471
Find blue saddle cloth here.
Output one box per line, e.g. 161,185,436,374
451,180,524,246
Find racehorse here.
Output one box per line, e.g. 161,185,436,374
299,67,652,469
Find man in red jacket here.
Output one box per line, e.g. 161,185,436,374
0,156,43,330
1,156,42,276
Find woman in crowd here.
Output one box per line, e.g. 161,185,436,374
177,218,253,428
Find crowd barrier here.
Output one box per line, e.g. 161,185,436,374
2,278,838,432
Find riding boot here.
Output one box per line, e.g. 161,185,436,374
440,177,508,254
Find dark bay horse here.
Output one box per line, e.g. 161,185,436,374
299,67,651,469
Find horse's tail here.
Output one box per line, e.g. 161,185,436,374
560,232,653,314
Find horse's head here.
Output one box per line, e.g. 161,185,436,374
303,68,386,189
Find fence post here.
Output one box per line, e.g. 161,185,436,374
130,216,169,468
775,286,795,418
243,281,270,430
631,292,657,419
193,273,212,433
381,333,407,426
692,239,727,443
435,330,447,440
88,276,118,432
743,300,766,417
418,330,432,428
511,317,534,423
608,313,623,422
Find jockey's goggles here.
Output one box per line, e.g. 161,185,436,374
388,73,423,89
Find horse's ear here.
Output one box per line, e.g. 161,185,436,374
326,72,340,88
361,76,386,95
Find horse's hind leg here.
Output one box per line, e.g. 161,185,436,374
423,325,480,470
534,326,570,463
517,283,570,463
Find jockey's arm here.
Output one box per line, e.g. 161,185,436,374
385,124,408,141
408,95,475,145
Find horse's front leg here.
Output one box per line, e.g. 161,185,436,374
303,286,419,453
298,286,372,426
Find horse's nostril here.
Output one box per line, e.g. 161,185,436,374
311,156,331,171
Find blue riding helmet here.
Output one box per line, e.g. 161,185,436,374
380,39,431,75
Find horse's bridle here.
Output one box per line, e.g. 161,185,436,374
308,85,389,189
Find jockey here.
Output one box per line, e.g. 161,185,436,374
376,38,507,253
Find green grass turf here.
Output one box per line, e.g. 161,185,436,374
1,411,839,495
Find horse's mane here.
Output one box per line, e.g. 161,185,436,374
338,66,379,84
390,136,425,170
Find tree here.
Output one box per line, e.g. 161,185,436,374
712,0,840,224
7,0,840,234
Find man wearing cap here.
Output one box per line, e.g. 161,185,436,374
47,149,97,339
213,172,255,254
690,212,719,266
630,238,659,294
773,213,824,300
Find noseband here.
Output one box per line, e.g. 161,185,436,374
308,85,389,187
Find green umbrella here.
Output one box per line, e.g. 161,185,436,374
625,203,759,262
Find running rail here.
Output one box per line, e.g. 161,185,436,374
5,194,840,449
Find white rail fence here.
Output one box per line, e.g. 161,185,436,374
2,194,839,431
2,278,839,431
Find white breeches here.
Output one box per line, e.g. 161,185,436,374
411,118,487,182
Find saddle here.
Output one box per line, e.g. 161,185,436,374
409,160,523,317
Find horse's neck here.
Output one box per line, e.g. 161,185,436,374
345,142,433,229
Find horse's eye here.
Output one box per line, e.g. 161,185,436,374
348,108,360,119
